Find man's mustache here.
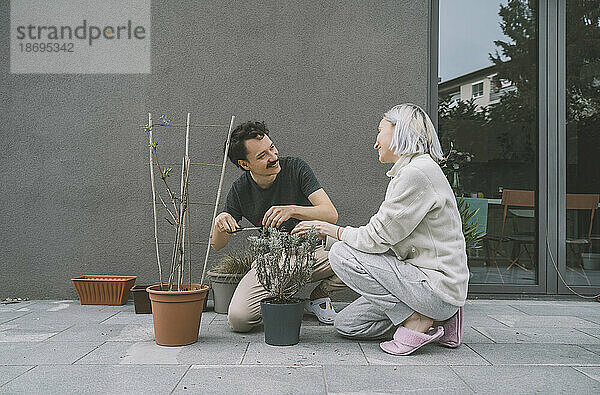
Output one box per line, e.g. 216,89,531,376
267,159,279,168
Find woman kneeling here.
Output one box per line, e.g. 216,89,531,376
292,103,468,355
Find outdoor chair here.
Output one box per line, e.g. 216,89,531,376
488,189,536,274
566,193,599,285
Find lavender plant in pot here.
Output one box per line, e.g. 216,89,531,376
248,227,319,346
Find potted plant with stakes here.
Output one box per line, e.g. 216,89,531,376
248,227,319,346
143,112,235,346
207,249,253,314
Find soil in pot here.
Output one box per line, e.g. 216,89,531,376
147,284,210,346
207,272,244,314
260,297,304,346
131,285,152,314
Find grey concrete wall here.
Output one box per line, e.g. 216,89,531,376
1,0,430,299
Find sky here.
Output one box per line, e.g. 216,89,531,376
439,0,511,82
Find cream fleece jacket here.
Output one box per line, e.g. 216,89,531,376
340,153,469,306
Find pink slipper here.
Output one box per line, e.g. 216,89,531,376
438,306,463,348
379,326,444,356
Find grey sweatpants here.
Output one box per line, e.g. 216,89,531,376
329,241,458,339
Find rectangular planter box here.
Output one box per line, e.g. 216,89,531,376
72,275,137,305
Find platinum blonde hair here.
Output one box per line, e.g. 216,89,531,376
384,103,444,162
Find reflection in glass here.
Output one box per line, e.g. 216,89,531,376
565,0,600,287
438,0,538,285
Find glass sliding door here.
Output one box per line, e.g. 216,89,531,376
562,0,600,291
438,0,541,287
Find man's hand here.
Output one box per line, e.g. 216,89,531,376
214,212,240,234
262,205,297,229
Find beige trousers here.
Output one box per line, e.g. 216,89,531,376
227,245,347,332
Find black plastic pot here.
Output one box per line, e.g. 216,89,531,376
131,285,152,314
260,297,304,346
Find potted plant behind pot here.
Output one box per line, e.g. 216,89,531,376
248,227,319,346
456,198,485,254
207,249,253,314
143,113,235,346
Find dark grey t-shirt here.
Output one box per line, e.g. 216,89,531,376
224,157,322,232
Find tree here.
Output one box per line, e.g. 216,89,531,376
438,0,600,194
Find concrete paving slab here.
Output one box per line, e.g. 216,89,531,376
360,342,490,366
463,326,495,343
0,301,34,310
585,316,600,325
463,310,510,327
209,312,228,321
0,319,73,333
76,340,248,365
13,300,115,312
45,324,155,342
99,311,155,325
173,365,325,394
574,367,600,383
0,365,34,387
300,314,330,327
463,303,525,315
509,303,600,318
0,365,189,394
578,328,600,340
488,314,600,328
298,325,354,343
0,307,32,316
496,300,594,306
581,344,600,356
7,309,119,325
0,312,32,324
0,324,60,342
452,365,600,394
0,342,102,365
207,313,324,327
468,343,600,365
203,322,264,342
242,341,367,366
472,326,600,344
324,365,470,394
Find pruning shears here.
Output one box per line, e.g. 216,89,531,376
226,226,262,234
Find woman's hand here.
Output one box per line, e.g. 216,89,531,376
292,220,342,240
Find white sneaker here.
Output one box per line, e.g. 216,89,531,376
305,297,336,325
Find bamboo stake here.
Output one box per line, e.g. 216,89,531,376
200,115,236,286
187,188,192,288
149,113,163,287
179,156,191,289
178,155,185,291
176,113,191,290
185,113,190,156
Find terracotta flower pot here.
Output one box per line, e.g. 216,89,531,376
72,275,137,305
207,272,245,314
146,284,210,346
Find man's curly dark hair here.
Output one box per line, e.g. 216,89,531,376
227,121,270,169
